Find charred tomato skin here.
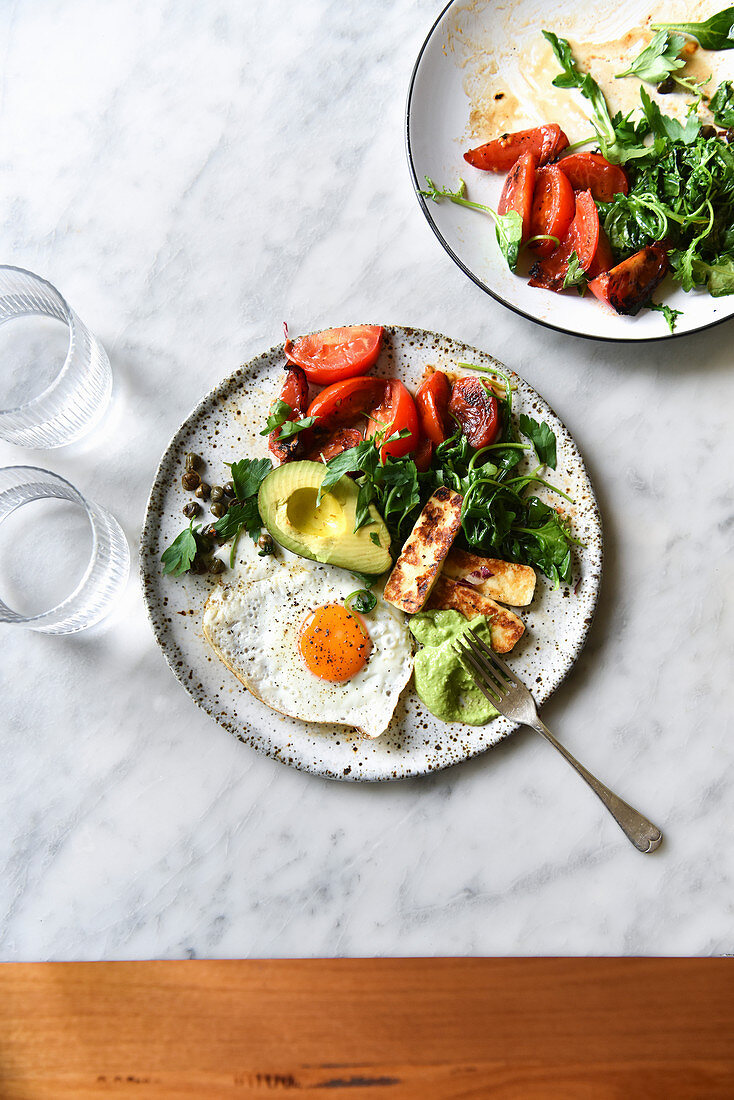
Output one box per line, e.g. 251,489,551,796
448,377,500,449
268,364,311,463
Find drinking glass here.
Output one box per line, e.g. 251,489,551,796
0,266,112,447
0,466,129,634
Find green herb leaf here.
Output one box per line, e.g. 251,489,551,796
652,9,734,52
615,30,687,83
259,399,314,439
350,570,379,590
646,301,683,332
710,80,734,126
561,250,588,293
214,498,262,542
345,589,377,614
369,532,382,547
228,457,272,500
420,177,522,270
161,522,199,576
639,86,700,144
518,415,557,469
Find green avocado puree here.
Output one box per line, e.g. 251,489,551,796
408,610,499,725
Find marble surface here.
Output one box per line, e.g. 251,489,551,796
1,0,733,961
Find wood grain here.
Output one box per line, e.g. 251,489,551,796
0,959,732,1098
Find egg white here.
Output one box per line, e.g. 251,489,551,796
203,543,414,738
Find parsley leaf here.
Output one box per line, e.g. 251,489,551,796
518,415,557,469
259,399,315,439
161,522,200,576
420,177,523,270
651,10,734,52
710,80,734,126
228,457,272,501
214,499,261,542
369,532,382,547
615,30,686,84
561,250,588,294
639,86,700,145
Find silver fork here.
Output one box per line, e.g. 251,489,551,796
455,629,663,854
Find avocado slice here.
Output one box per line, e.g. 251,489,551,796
258,460,392,574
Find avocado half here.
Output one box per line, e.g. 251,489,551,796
258,460,392,575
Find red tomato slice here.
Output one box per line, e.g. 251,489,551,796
528,165,575,256
284,324,383,384
498,151,537,242
447,377,500,449
307,377,419,459
528,190,599,293
586,225,614,279
305,427,364,464
464,124,569,173
415,370,451,446
413,436,434,472
588,244,669,315
268,365,311,464
557,153,628,202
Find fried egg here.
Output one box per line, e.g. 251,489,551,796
202,544,414,738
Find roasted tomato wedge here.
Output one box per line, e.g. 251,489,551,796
557,152,628,202
305,427,364,464
464,124,569,172
528,165,575,256
284,324,383,384
528,190,599,292
268,364,311,463
448,377,500,449
415,370,451,446
413,436,434,472
498,150,537,242
307,377,419,459
588,243,669,315
586,225,614,279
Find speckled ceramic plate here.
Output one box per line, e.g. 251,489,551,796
406,0,734,342
140,326,602,781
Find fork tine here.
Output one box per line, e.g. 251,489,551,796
453,640,503,703
454,638,506,700
467,626,524,688
459,632,508,691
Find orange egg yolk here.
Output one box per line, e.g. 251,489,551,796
298,603,372,683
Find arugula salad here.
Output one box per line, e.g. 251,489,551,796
424,8,734,330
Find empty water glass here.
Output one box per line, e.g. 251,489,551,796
0,466,129,634
0,266,112,447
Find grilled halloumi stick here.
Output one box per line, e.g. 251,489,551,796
383,487,463,614
426,576,525,653
442,548,536,607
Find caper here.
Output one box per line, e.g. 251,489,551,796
182,501,200,519
656,76,675,94
191,554,208,575
185,452,202,471
257,533,274,556
701,124,717,140
195,480,210,500
725,128,734,145
210,501,227,518
210,485,224,502
202,523,217,540
223,480,235,497
182,470,200,491
209,558,226,575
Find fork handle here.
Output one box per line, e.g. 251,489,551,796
531,719,663,854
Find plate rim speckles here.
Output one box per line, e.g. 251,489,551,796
140,325,603,782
